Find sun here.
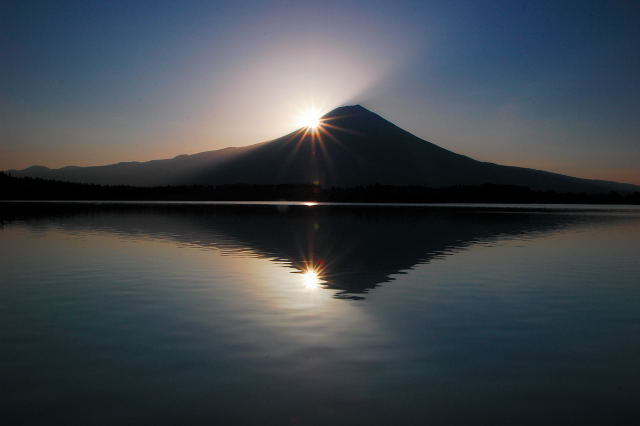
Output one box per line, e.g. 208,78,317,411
296,108,322,130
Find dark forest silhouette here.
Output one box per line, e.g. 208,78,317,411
1,172,639,204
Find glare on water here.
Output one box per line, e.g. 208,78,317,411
2,203,640,426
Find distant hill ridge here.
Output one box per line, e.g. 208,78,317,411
8,105,640,193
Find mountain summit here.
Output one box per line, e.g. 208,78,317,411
8,105,639,193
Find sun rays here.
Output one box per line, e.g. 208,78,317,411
279,107,360,190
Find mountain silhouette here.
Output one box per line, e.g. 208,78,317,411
8,105,639,193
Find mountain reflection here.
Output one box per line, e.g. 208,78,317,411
1,203,628,299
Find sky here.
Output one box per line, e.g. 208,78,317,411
2,0,639,184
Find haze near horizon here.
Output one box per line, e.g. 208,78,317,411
2,0,640,184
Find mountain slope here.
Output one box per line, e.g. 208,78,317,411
189,105,639,193
8,144,263,186
8,105,639,193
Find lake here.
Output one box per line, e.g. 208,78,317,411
2,202,639,425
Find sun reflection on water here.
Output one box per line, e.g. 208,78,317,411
302,270,319,288
300,265,326,290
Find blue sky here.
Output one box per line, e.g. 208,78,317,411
2,0,639,183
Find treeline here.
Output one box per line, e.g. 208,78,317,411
1,172,639,204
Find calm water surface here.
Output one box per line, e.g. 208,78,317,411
1,202,639,425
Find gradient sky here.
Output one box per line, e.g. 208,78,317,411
2,0,639,183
